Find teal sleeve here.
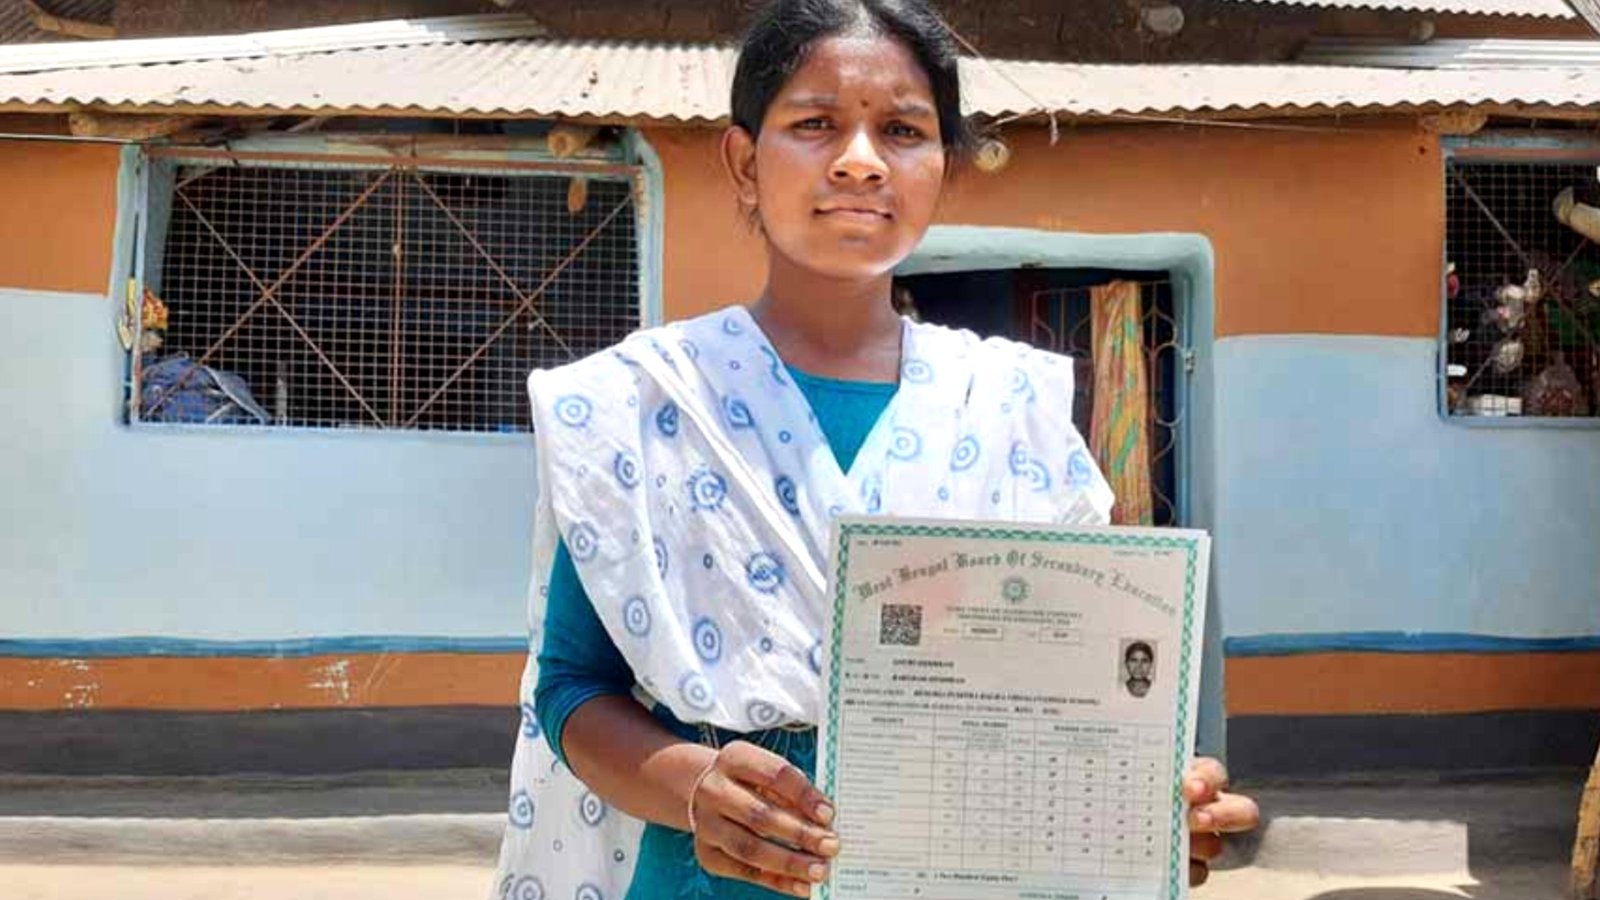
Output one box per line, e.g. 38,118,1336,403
533,540,635,766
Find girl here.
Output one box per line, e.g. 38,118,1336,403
493,2,1258,898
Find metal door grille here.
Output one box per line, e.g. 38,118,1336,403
1028,280,1183,527
134,159,640,433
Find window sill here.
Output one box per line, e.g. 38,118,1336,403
1440,412,1600,430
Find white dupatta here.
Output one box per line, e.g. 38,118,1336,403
491,306,1113,900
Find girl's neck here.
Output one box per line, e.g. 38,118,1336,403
750,260,903,383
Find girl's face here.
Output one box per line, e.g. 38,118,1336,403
725,33,947,283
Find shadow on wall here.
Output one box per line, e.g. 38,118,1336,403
1309,891,1547,900
1310,893,1473,899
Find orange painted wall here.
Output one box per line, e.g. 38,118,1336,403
646,127,768,319
1226,652,1600,716
0,654,523,712
645,123,1444,338
0,139,121,295
5,650,1593,715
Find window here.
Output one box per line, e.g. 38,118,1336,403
1444,154,1600,421
129,151,641,433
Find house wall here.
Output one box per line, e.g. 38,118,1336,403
0,141,532,770
2,121,1597,775
647,123,1600,773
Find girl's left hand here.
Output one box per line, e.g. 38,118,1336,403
1184,757,1259,886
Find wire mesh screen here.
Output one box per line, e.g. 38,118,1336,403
1445,159,1600,419
1028,280,1182,527
136,160,640,433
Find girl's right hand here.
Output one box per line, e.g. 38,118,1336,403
688,740,841,897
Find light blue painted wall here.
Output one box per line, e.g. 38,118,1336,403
0,286,538,640
1,138,672,646
1214,333,1600,641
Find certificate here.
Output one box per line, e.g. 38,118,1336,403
816,517,1211,900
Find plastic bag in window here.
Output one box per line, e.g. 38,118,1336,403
139,355,271,425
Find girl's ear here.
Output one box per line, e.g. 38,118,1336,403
720,125,760,213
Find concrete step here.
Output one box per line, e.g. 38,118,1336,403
0,769,506,865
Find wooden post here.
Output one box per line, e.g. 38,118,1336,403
1565,1,1600,36
68,112,206,141
1575,739,1600,900
20,0,114,40
547,125,598,159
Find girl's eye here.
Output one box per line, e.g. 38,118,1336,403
795,117,832,131
887,122,925,140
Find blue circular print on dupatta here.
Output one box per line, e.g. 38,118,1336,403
745,552,786,594
901,359,933,384
688,468,728,511
613,450,641,489
950,435,980,471
554,395,592,427
507,876,543,900
774,475,800,516
692,616,723,663
679,672,716,711
579,791,607,827
622,596,652,637
567,523,600,562
655,402,680,437
508,790,535,829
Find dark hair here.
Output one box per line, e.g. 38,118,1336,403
1124,641,1154,662
730,0,974,169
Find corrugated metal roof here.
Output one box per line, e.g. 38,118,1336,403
0,13,548,74
0,0,113,45
1222,0,1574,17
3,37,1600,122
1302,37,1600,66
962,57,1600,118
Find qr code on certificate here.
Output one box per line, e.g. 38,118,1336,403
879,604,922,647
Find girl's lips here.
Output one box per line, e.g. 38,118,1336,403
815,207,892,222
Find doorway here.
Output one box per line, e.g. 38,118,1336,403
897,265,1183,526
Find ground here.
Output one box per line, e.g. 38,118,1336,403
0,769,1582,900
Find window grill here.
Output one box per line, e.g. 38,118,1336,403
132,156,641,433
1445,157,1600,419
1028,280,1182,527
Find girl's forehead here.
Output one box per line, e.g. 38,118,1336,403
779,34,934,104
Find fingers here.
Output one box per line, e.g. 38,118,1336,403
1189,830,1224,862
1190,859,1210,887
688,741,839,896
718,742,835,827
701,767,837,860
1191,790,1260,834
1182,757,1229,804
696,842,815,898
698,810,828,883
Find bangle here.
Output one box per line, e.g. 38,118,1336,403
685,755,719,835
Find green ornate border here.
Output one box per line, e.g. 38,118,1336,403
819,520,1203,900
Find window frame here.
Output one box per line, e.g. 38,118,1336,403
1440,133,1600,429
124,130,662,438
